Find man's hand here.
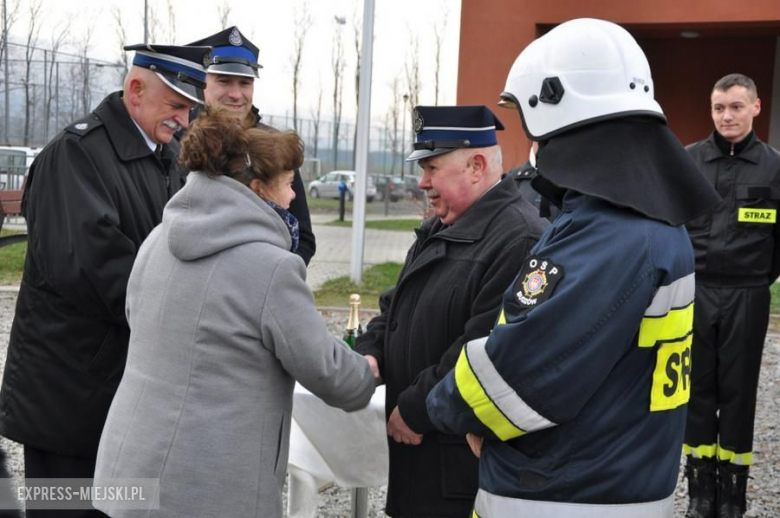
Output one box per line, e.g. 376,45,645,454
365,355,383,385
387,406,423,445
466,433,484,458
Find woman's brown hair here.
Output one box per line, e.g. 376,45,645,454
179,107,304,187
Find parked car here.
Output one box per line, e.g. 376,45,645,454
404,175,424,200
0,146,39,190
308,171,376,202
373,175,405,202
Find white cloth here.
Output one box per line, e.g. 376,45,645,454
287,383,388,517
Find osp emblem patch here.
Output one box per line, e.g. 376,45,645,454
522,269,548,298
514,255,563,309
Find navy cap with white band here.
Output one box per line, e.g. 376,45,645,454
188,27,261,79
406,105,505,162
124,43,212,104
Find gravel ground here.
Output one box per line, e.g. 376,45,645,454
0,293,778,516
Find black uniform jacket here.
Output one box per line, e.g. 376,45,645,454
0,91,183,456
355,178,548,517
686,131,780,287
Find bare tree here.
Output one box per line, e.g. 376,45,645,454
351,9,361,167
432,5,449,106
165,0,177,44
331,17,346,170
404,34,421,110
111,6,129,82
44,19,69,142
290,2,312,133
310,81,323,158
146,3,161,43
385,76,402,175
76,27,95,117
216,1,231,30
68,62,79,121
1,0,22,144
22,0,43,146
0,0,20,65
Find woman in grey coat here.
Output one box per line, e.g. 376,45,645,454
93,109,376,517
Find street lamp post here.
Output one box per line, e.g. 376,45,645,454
3,0,9,145
144,0,149,44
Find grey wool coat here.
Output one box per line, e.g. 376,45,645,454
93,172,375,518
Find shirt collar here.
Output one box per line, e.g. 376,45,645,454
131,119,158,152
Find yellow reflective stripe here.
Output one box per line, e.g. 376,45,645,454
454,347,526,441
496,308,507,326
718,447,753,466
738,208,776,223
638,303,693,348
650,335,692,411
683,443,717,459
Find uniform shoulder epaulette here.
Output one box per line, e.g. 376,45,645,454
514,161,537,180
64,114,103,137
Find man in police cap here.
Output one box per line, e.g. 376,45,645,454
186,26,315,264
0,43,210,517
427,19,720,517
355,105,547,517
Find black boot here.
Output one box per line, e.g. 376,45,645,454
717,461,749,518
685,456,717,518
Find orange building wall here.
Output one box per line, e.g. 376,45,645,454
459,0,780,167
640,36,775,146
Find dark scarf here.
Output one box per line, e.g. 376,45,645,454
263,199,299,253
530,117,721,226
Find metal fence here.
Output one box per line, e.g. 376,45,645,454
0,40,417,178
258,114,416,178
0,41,125,148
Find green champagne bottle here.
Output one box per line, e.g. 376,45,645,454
343,294,362,348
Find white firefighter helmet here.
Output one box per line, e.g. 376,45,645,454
499,18,665,140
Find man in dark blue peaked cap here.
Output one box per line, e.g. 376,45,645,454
406,105,505,162
184,27,316,265
355,104,548,517
123,43,212,104
0,42,212,517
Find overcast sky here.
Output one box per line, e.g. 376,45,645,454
6,0,461,126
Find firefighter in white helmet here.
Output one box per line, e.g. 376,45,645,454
426,18,720,517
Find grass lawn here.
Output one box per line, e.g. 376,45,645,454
313,262,402,310
307,196,428,217
771,283,780,314
324,219,422,232
0,231,26,285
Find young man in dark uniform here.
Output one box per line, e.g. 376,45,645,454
683,73,780,518
187,27,315,264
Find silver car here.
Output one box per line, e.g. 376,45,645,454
308,171,376,202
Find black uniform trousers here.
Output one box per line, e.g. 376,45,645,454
684,284,769,464
23,446,107,517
